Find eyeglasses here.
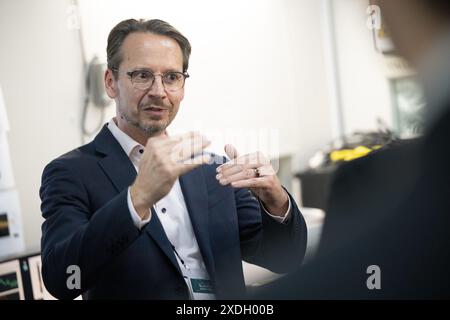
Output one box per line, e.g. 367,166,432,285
112,68,189,92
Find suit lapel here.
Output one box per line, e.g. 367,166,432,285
93,125,182,275
95,127,136,193
179,168,216,280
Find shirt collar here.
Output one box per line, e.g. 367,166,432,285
107,118,144,158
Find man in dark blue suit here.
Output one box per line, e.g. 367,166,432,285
253,0,450,299
39,19,307,300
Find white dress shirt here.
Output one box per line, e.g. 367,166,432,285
106,118,291,298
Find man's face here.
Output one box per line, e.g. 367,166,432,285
105,32,185,137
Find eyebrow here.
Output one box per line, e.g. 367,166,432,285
129,67,183,73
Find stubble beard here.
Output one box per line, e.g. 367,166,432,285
123,111,170,135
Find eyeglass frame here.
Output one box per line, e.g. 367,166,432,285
110,67,190,92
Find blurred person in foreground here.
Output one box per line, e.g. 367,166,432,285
253,0,450,299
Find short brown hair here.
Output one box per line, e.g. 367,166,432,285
107,19,191,77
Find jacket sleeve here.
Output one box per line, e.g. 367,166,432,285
235,186,308,274
39,159,140,300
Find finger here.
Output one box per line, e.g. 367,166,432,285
146,131,200,151
216,164,244,180
229,176,271,189
219,164,275,185
163,133,205,155
160,131,202,148
224,144,239,160
217,152,264,172
255,164,276,177
176,154,212,176
171,131,202,143
170,136,211,163
218,167,258,185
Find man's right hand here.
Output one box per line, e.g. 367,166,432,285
130,132,211,220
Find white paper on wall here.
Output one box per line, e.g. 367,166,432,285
0,259,24,299
27,255,57,300
0,85,10,133
0,190,25,260
0,133,15,190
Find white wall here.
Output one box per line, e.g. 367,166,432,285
0,0,334,252
0,0,84,251
78,0,333,166
332,0,393,135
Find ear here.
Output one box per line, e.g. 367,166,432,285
104,69,117,99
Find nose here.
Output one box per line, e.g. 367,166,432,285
147,74,166,98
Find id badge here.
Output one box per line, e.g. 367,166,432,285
183,276,216,300
191,278,214,294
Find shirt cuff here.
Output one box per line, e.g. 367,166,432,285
127,187,151,230
259,191,292,224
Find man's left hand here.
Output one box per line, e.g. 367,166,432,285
216,144,289,217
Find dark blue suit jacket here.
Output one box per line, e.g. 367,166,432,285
39,124,307,299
